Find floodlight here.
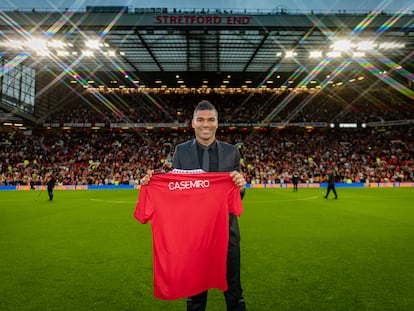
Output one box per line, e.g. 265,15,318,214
378,42,405,49
48,40,66,49
57,50,70,56
352,51,366,58
309,51,322,58
285,50,297,58
105,50,116,56
6,40,24,49
326,51,341,58
27,38,48,51
85,39,101,49
356,41,376,51
82,50,94,57
330,40,353,51
37,50,51,56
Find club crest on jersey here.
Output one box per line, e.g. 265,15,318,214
168,180,210,191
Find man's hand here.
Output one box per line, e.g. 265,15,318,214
230,171,246,190
140,170,154,186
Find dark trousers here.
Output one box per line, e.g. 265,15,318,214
186,243,245,311
325,184,337,198
48,187,54,200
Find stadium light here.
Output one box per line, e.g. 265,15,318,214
326,51,341,58
82,50,94,57
47,40,66,49
57,50,70,56
5,40,24,49
27,38,48,51
352,51,366,58
356,41,376,51
85,39,101,49
309,51,322,58
378,42,405,49
105,50,116,57
285,50,297,58
330,40,353,51
37,50,51,57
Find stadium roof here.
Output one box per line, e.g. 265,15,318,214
1,7,414,89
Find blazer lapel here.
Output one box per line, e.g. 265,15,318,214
217,141,224,172
189,139,200,169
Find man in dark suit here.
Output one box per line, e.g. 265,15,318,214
140,100,247,311
324,168,338,199
46,173,56,201
292,172,299,192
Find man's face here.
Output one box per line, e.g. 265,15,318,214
192,109,218,145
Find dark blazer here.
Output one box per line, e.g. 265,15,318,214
172,138,243,246
172,139,240,172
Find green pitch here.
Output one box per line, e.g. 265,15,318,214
1,187,413,310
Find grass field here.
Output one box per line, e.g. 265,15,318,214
1,187,413,311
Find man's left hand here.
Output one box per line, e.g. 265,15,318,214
230,171,246,190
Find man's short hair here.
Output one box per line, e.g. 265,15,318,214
193,100,218,118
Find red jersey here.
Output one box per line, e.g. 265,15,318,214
134,172,243,300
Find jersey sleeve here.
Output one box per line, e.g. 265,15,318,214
134,185,153,224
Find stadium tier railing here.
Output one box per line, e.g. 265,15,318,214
1,182,414,191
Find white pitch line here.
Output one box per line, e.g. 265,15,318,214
250,196,320,203
90,198,135,204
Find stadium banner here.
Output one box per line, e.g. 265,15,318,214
88,185,135,190
367,119,414,127
2,183,414,191
269,122,328,127
109,123,188,128
15,185,89,191
42,122,190,128
42,122,333,129
364,182,414,188
154,15,251,26
249,183,322,189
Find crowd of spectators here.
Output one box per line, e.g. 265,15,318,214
44,90,414,125
2,89,413,187
1,126,413,187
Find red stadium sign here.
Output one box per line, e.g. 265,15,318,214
155,15,251,25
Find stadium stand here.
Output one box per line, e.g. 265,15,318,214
0,6,413,188
1,125,413,186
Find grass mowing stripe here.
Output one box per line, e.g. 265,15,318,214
0,188,413,310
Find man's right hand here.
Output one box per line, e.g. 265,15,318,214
140,170,154,185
